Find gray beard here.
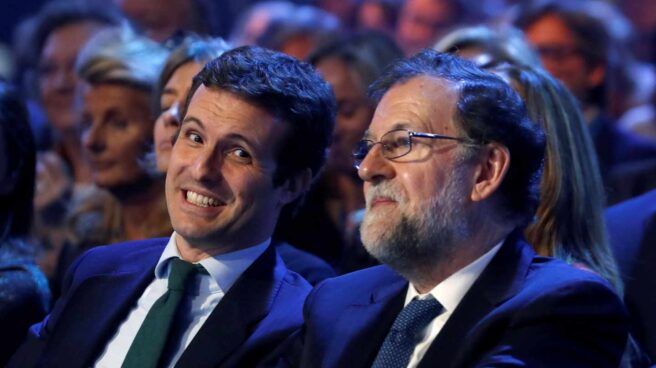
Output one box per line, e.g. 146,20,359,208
360,170,470,280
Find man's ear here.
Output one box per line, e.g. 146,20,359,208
279,168,313,206
470,143,510,203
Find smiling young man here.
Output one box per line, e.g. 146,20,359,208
10,46,335,368
285,50,629,367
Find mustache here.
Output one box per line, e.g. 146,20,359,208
365,183,405,208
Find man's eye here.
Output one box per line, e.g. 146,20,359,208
186,132,202,143
228,148,252,163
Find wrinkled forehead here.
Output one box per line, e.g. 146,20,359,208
366,75,460,139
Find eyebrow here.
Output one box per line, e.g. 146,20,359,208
363,122,413,140
181,116,258,150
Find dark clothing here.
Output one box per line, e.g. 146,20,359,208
9,238,311,368
606,190,656,362
290,232,629,367
274,241,335,285
0,238,50,366
590,114,656,203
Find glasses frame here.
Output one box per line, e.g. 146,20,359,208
352,128,477,169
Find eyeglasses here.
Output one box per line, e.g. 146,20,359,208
352,128,477,169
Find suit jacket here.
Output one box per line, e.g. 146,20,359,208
606,189,656,362
9,237,311,368
293,231,629,367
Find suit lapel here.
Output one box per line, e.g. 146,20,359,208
328,268,407,368
418,229,534,368
175,245,282,368
42,245,161,367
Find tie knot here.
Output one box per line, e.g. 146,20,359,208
390,297,443,334
167,258,205,291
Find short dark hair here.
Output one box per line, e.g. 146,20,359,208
0,82,35,238
370,49,545,223
184,45,336,186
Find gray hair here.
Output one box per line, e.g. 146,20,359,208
76,27,168,91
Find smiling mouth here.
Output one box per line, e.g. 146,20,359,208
185,190,222,207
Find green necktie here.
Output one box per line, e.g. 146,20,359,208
122,258,204,368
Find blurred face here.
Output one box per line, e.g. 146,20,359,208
81,83,154,189
154,61,204,172
396,0,456,56
38,21,105,132
524,13,603,103
166,86,291,252
358,76,474,268
316,57,373,173
114,0,191,41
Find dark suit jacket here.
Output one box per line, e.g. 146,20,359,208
606,189,656,362
292,231,629,367
9,238,311,368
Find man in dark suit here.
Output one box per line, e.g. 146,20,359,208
286,50,628,367
10,45,336,368
606,189,656,362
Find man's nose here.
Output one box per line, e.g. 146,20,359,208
82,123,105,154
358,144,395,184
191,149,224,183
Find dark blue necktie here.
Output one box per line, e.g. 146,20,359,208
372,296,443,368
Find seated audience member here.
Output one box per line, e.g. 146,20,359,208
355,0,403,36
514,0,656,200
606,189,656,362
255,4,340,60
153,35,334,284
22,0,122,286
9,45,335,368
287,50,628,367
394,0,480,56
434,25,622,292
228,1,296,47
51,28,171,297
152,36,231,174
0,82,50,365
69,27,171,246
114,0,210,43
274,31,402,269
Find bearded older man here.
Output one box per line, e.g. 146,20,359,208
284,50,629,368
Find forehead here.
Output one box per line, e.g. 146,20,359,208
82,83,151,113
369,75,459,136
315,57,366,99
164,62,203,92
42,21,105,59
525,13,577,45
184,85,285,144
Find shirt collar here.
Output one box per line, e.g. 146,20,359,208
155,232,270,294
405,239,504,313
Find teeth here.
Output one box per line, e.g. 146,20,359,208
185,190,220,207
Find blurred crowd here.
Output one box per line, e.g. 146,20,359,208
1,0,656,365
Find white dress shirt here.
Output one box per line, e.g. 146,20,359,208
95,233,269,368
405,241,503,368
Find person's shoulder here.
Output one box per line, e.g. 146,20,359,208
275,241,335,285
520,256,623,307
307,265,403,308
607,189,656,220
71,237,168,275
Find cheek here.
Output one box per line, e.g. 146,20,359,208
153,119,167,146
